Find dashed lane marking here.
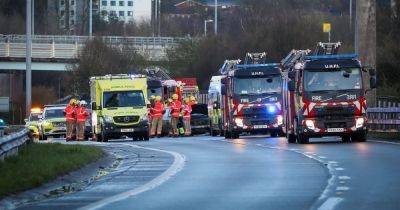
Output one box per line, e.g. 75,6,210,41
336,186,350,191
317,197,343,210
79,144,186,210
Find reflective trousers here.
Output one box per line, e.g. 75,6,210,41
183,118,191,135
66,121,75,140
150,117,163,136
76,121,85,140
170,117,179,136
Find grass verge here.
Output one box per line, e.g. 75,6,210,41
368,132,400,141
0,143,103,199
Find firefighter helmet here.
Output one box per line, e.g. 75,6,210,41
172,94,179,100
155,96,162,101
69,98,75,105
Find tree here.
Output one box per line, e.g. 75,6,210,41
65,38,147,96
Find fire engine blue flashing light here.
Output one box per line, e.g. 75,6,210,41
305,54,358,61
266,105,277,114
237,63,280,68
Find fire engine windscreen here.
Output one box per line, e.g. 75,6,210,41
103,91,146,108
234,76,282,95
303,68,362,92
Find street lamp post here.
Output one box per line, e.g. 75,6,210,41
26,0,32,117
214,0,218,34
204,19,213,36
89,0,92,37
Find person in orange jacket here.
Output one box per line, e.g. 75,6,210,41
169,94,182,137
183,98,192,136
76,100,89,141
64,99,76,141
150,96,164,138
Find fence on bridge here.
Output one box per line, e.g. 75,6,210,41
0,35,186,61
367,96,400,132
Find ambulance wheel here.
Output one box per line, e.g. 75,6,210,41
287,133,296,143
231,131,240,139
143,133,150,141
224,130,231,139
101,131,108,142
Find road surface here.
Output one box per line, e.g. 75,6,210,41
14,136,400,210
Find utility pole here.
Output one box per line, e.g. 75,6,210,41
154,0,158,37
158,0,161,36
356,0,376,106
214,0,218,34
32,0,34,35
350,0,352,29
89,0,92,37
26,0,32,117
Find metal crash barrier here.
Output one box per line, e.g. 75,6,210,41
0,128,31,161
367,107,400,132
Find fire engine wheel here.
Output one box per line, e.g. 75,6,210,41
287,134,296,143
342,136,351,143
232,132,240,139
297,134,309,144
352,132,367,142
270,132,278,137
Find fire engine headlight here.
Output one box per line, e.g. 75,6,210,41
355,117,365,129
267,105,277,114
234,118,244,127
305,119,315,130
276,115,283,125
104,115,113,123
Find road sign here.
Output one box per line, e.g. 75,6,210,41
0,97,9,112
323,23,331,33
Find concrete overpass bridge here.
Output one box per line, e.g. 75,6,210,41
0,34,185,71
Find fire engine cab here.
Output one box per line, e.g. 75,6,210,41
282,42,377,144
220,58,284,139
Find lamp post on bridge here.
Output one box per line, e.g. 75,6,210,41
26,0,32,117
204,20,213,37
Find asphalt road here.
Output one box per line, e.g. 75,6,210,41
12,135,400,210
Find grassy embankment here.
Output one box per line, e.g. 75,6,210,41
0,143,103,198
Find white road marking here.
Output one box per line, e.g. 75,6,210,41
328,161,338,164
318,156,327,159
338,176,351,180
318,197,344,210
79,144,186,210
369,140,400,146
335,168,344,171
336,186,350,191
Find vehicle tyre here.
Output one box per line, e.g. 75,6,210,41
224,130,231,139
297,134,309,144
342,136,351,143
101,130,108,142
143,133,150,141
352,132,367,142
96,134,102,142
287,133,296,143
231,131,240,139
270,132,278,138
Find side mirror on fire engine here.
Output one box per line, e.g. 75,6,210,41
288,80,296,92
370,77,377,89
221,85,226,95
288,71,296,79
369,68,376,77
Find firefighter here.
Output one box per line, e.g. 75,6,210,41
169,94,182,137
150,96,164,138
72,100,80,140
148,95,156,128
64,99,76,141
76,100,89,141
183,98,192,136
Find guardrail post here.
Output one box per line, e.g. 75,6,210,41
51,40,55,58
5,40,10,57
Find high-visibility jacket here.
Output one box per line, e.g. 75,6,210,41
170,100,182,118
73,106,80,121
153,101,164,118
76,106,88,122
64,105,75,122
183,104,192,119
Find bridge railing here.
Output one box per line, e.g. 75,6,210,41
0,35,186,60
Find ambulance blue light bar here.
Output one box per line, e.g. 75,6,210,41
236,63,280,68
305,54,358,61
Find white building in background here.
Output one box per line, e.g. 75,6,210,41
99,0,152,23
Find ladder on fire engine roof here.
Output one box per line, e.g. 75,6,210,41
315,42,341,55
280,49,311,69
145,67,171,80
244,52,267,64
220,59,241,75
